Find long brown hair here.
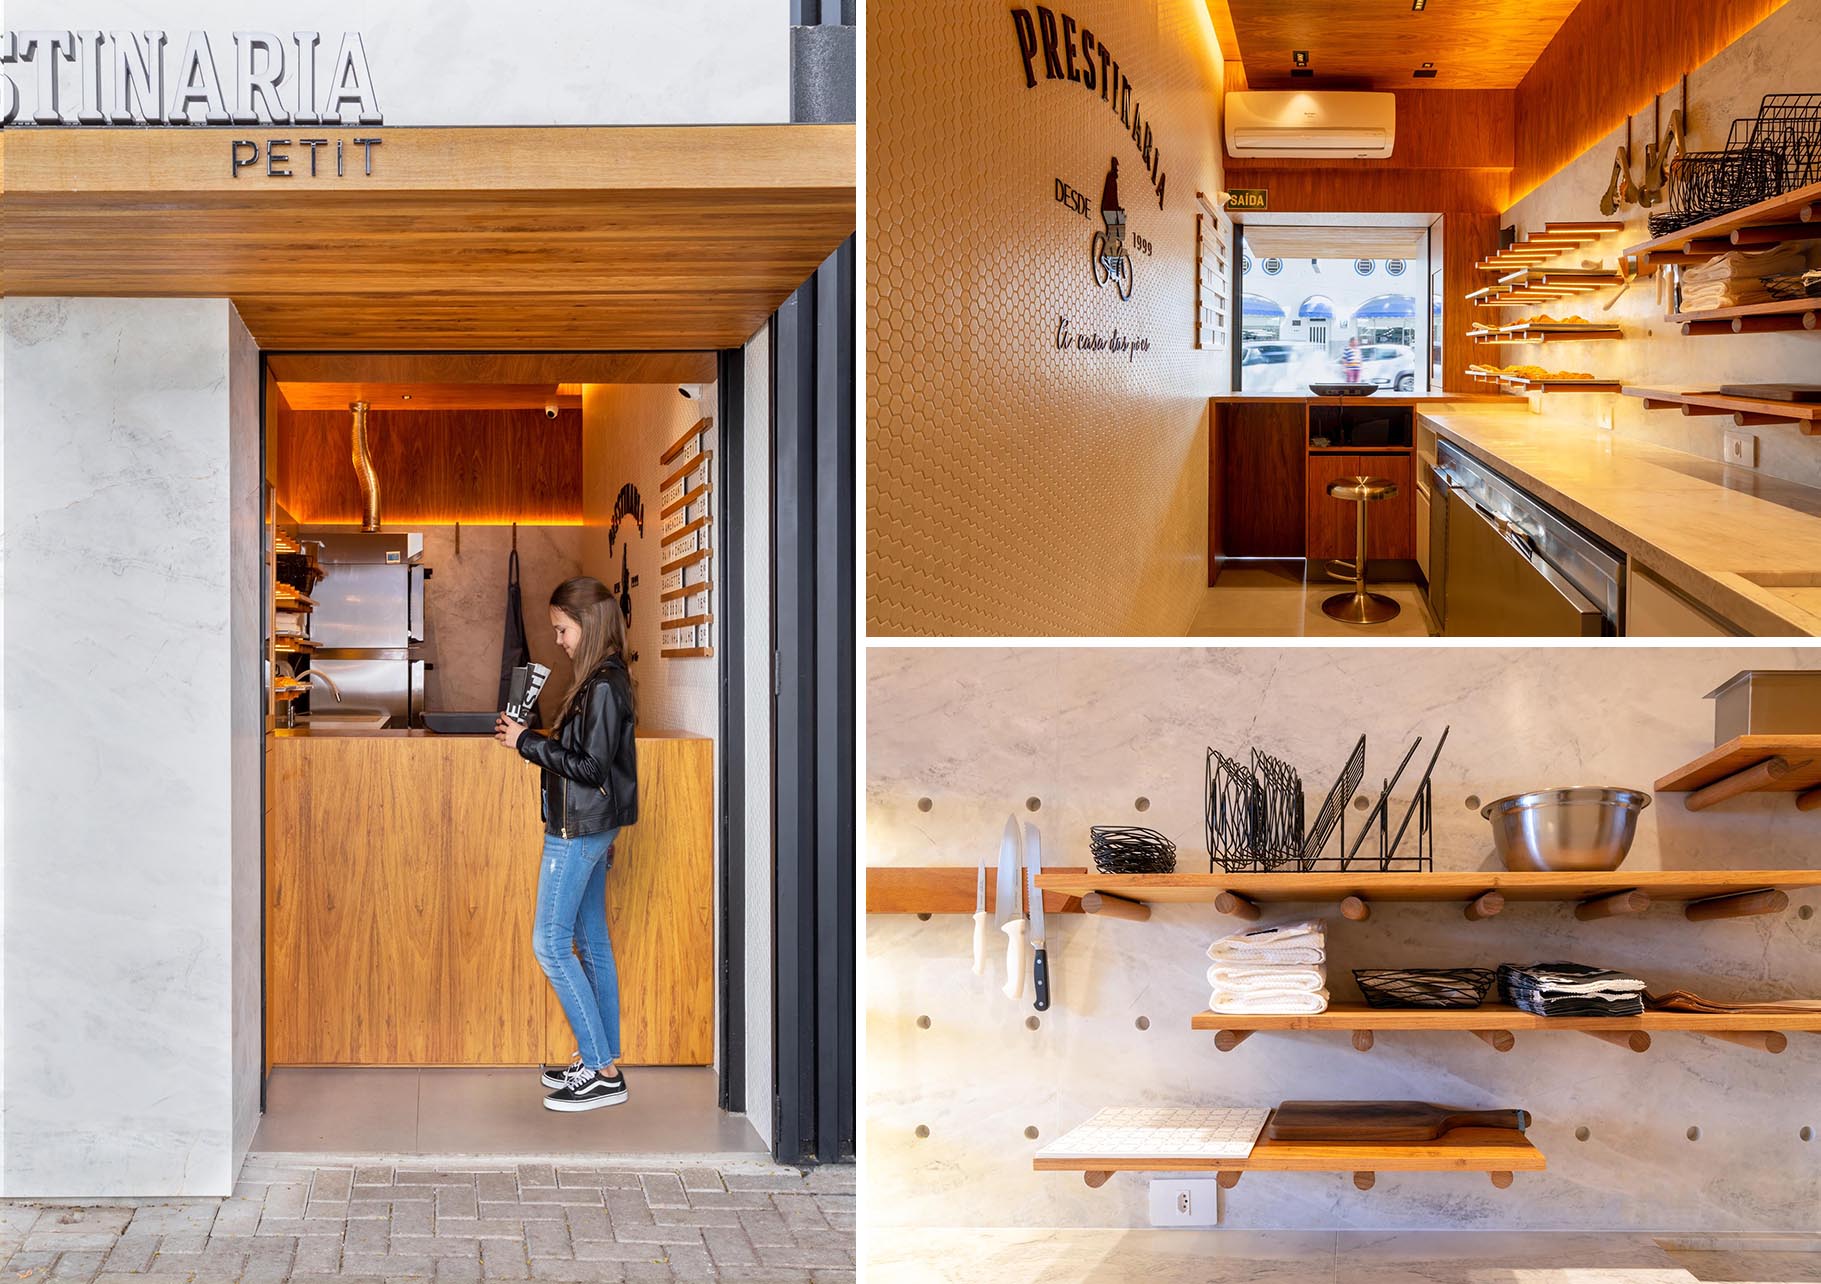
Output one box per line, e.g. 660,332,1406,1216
549,576,632,726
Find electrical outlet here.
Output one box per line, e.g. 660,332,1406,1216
1148,1178,1222,1227
1724,429,1758,468
1597,404,1614,432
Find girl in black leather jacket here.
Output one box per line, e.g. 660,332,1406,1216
494,576,638,1112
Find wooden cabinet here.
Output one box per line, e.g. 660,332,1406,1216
1306,453,1416,563
1216,403,1307,559
267,731,713,1066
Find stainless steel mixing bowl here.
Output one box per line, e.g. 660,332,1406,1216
1481,787,1653,872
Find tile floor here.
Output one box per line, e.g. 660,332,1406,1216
866,1228,1821,1284
1190,561,1435,637
0,1156,854,1282
253,1069,765,1158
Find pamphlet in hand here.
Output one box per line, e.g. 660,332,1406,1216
504,662,551,723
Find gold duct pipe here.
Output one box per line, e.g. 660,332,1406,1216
350,401,381,531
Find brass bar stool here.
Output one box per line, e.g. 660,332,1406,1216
1322,476,1401,624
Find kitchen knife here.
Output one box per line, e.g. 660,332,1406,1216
972,850,989,976
995,816,1026,999
1025,822,1049,1011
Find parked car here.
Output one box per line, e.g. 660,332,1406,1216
1240,341,1333,393
1358,343,1417,391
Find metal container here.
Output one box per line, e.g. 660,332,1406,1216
1705,670,1821,744
1480,787,1652,872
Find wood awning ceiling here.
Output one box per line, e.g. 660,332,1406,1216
0,125,855,351
1214,0,1583,90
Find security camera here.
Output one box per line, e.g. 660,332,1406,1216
677,385,695,399
544,402,559,419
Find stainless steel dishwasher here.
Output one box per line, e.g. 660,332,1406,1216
1430,439,1622,636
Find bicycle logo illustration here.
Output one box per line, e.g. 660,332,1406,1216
1090,156,1135,300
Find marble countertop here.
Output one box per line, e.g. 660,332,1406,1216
1418,404,1821,636
1212,391,1509,405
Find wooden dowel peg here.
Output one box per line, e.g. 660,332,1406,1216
1685,756,1801,811
1583,1029,1651,1053
1214,891,1262,921
1575,889,1650,921
1731,222,1819,245
1352,1171,1376,1192
1080,892,1151,922
1083,1171,1112,1189
1213,1029,1254,1052
1489,1171,1514,1190
1217,1170,1242,1189
1729,313,1818,334
1471,1029,1516,1053
1686,888,1789,921
1704,1029,1787,1054
1351,1029,1375,1052
1465,891,1506,922
1340,895,1371,922
1795,785,1821,812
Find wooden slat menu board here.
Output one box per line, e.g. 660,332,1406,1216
658,416,714,657
1196,195,1232,351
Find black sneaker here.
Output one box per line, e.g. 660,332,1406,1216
540,1053,583,1089
543,1066,628,1112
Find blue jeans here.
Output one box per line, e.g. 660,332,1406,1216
532,829,621,1069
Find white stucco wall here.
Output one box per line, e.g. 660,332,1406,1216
1,298,262,1197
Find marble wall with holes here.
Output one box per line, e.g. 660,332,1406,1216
866,646,1821,1230
1501,0,1821,491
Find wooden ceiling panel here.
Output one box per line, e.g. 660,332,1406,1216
275,383,585,412
1228,0,1585,90
265,353,718,384
0,126,855,352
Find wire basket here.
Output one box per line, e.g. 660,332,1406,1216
1089,826,1178,875
1354,968,1496,1009
1651,94,1821,236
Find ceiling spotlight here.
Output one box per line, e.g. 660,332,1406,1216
1412,0,1428,10
399,393,412,400
1292,49,1309,67
1413,66,1438,78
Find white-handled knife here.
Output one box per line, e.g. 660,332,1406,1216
972,848,989,976
998,815,1027,1000
1026,822,1049,1011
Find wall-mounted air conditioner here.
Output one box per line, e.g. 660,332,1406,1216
1224,91,1397,160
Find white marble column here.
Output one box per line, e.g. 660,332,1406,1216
2,297,263,1197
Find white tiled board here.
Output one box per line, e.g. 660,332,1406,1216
1037,1106,1271,1161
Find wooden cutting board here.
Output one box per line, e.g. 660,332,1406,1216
1267,1101,1531,1142
1716,384,1821,403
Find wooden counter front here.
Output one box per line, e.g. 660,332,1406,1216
266,730,712,1067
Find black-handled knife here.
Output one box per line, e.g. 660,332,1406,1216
1026,825,1050,1011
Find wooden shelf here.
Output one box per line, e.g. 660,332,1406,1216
869,865,1095,917
1477,222,1624,272
1495,266,1627,289
1194,1002,1821,1039
1033,869,1821,908
1036,1123,1544,1189
1472,328,1623,344
274,586,316,609
1468,372,1621,393
1624,181,1821,265
1656,735,1821,812
1667,297,1820,337
1624,387,1821,433
273,637,316,654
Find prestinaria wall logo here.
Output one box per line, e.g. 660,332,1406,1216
1,30,382,125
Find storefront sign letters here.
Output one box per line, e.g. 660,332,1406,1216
1011,6,1168,209
231,135,383,178
1,29,382,126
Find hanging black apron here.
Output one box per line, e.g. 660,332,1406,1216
497,547,542,728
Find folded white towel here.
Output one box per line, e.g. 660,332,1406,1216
1210,987,1330,1015
1208,919,1326,965
1207,963,1326,992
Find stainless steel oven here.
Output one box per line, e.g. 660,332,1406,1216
1430,439,1622,636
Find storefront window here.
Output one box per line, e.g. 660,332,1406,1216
1237,237,1429,394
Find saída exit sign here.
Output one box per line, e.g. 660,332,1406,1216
1225,188,1268,212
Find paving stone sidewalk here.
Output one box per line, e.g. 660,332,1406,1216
0,1159,855,1284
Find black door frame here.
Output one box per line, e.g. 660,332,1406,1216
769,236,857,1167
